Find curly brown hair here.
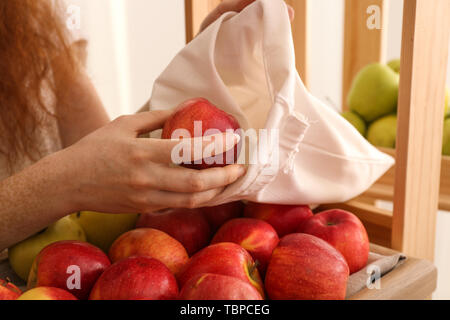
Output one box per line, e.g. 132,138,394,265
0,0,80,169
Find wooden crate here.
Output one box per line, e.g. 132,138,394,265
185,0,449,299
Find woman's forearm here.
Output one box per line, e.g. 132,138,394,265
0,149,77,251
0,109,246,251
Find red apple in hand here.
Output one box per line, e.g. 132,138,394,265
265,233,349,300
201,201,245,232
27,241,110,300
0,279,22,300
89,256,178,300
178,242,264,298
136,208,211,256
297,209,369,273
211,218,279,275
162,98,241,170
180,273,263,300
109,228,189,276
244,202,313,237
18,287,77,300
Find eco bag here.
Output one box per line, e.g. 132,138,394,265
147,0,394,206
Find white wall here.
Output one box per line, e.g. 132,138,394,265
308,0,344,111
66,0,186,119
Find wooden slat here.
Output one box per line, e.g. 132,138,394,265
285,0,309,87
342,0,388,110
359,150,450,211
392,0,450,260
185,0,221,43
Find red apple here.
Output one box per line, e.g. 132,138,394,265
161,98,241,170
297,209,369,274
178,242,264,298
179,273,263,300
89,256,178,300
136,208,211,256
265,233,349,300
18,287,78,300
0,279,22,300
201,201,245,232
211,218,279,276
244,202,313,237
109,228,189,276
27,240,110,300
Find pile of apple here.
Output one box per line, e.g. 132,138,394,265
1,98,370,300
342,60,450,155
1,202,369,301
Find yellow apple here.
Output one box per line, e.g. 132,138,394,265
8,215,86,281
341,111,367,136
18,287,77,300
71,211,138,252
348,63,399,122
367,114,397,148
387,59,400,73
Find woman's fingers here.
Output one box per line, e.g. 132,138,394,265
141,131,240,164
150,164,246,193
219,0,257,13
200,0,294,33
141,187,225,211
114,110,174,135
199,0,256,33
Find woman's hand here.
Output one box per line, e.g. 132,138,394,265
64,110,245,214
199,0,295,34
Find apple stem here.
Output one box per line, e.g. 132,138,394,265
248,260,260,276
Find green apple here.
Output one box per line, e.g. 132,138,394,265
8,215,86,281
443,118,450,156
348,63,399,122
71,211,138,253
387,59,400,73
367,114,397,148
341,111,367,136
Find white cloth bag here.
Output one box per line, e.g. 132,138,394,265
148,0,394,206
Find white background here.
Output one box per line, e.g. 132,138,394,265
67,0,450,298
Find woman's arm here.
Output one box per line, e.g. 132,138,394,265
0,149,78,250
0,111,244,251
